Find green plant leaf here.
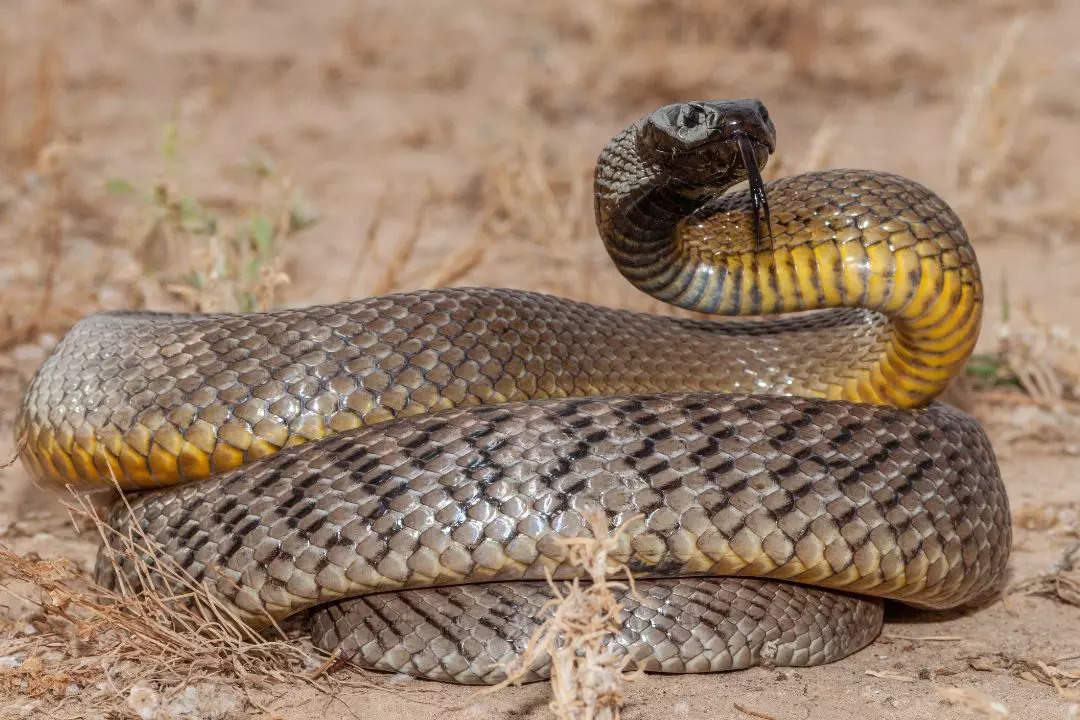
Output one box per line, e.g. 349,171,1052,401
244,257,260,282
965,353,1022,389
104,177,137,196
251,213,274,252
179,196,215,233
161,120,181,166
237,290,257,313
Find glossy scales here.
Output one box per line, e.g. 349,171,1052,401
18,100,1008,684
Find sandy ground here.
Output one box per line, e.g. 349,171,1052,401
0,1,1078,718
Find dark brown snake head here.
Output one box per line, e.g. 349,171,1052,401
637,100,775,180
637,99,777,240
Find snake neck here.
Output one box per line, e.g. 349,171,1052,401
593,123,983,409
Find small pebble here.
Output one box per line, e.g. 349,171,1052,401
127,684,160,720
0,655,23,669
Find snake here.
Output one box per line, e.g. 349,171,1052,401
16,99,1010,685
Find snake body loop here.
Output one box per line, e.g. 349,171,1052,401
16,100,1009,684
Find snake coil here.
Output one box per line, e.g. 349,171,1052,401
17,100,1009,684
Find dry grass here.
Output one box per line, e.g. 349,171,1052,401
996,313,1080,408
466,138,597,302
0,492,340,719
0,34,59,169
2,499,656,719
487,513,644,720
0,116,327,716
966,306,1080,454
943,13,1072,248
1009,543,1080,609
107,145,318,314
961,651,1080,704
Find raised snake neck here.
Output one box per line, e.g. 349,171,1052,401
16,100,1009,684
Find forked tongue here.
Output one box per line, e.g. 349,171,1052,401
737,133,773,243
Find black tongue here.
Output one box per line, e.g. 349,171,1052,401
737,134,773,243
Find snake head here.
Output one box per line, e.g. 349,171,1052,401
638,100,776,186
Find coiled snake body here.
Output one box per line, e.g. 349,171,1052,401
17,100,1010,684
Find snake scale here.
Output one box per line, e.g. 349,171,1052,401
16,100,1010,684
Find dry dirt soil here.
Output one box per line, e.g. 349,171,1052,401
1,1,1078,719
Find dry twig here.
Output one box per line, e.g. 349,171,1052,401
1008,543,1080,608
0,489,336,718
485,512,644,720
